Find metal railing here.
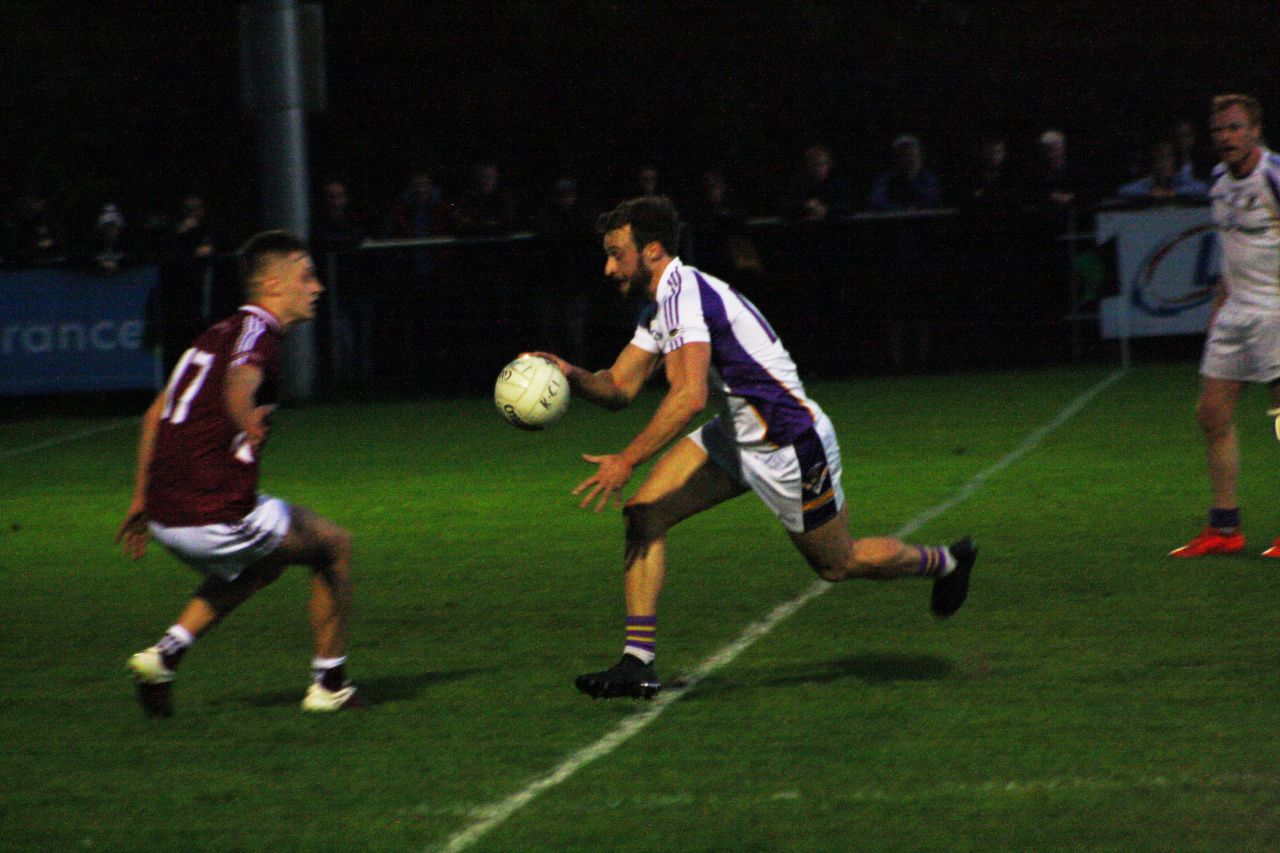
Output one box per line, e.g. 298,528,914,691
0,208,1111,399
308,208,1092,394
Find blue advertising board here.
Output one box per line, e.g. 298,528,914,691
0,266,161,394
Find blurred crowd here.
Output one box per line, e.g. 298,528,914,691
0,118,1219,275
0,118,1223,383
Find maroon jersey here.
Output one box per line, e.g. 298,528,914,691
146,305,282,526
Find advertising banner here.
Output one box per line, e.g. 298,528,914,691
1096,206,1217,339
0,266,160,394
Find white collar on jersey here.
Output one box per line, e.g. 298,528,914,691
653,257,684,300
240,303,282,331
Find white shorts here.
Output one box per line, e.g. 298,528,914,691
689,413,845,533
1200,303,1280,384
149,495,292,582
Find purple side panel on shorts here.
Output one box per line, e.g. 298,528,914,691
693,271,814,445
794,426,838,531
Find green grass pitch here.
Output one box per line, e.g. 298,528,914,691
2,363,1278,851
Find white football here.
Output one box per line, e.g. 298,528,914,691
494,355,570,430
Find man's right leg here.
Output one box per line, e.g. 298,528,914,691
1201,377,1244,510
267,505,360,711
575,438,745,699
1172,376,1246,557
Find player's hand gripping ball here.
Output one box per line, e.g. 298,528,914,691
495,355,570,430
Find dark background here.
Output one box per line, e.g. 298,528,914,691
1,0,1276,235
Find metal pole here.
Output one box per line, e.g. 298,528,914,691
246,0,314,400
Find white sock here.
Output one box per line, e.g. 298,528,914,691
624,645,655,665
156,624,194,655
168,624,195,646
311,655,347,686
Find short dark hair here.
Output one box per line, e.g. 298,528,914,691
597,196,681,256
238,230,308,295
1212,94,1263,127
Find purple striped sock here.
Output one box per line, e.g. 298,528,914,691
624,615,656,663
916,546,944,578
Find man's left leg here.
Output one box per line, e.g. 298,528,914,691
789,506,977,617
576,438,745,699
128,561,287,718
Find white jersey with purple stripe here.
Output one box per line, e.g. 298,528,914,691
629,258,821,448
1210,149,1280,312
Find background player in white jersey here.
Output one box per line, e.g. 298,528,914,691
530,197,977,699
117,231,362,716
1172,95,1280,558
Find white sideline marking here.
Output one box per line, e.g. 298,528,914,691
429,369,1128,853
0,419,135,461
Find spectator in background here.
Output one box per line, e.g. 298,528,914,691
866,137,944,371
92,203,128,274
533,176,599,364
958,136,1018,214
955,136,1022,365
384,167,455,382
1171,117,1212,184
635,164,661,197
170,193,217,260
868,134,942,212
8,187,66,266
682,169,739,227
456,160,518,235
311,178,372,385
385,168,452,248
311,178,367,252
682,168,763,282
157,193,221,373
455,159,519,386
1115,139,1208,202
1029,129,1086,209
781,144,853,221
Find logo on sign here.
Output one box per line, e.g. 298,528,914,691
1130,224,1218,317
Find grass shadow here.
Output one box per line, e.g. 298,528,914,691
676,652,953,699
238,667,494,708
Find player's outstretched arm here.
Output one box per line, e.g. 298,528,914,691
527,345,659,411
573,342,709,512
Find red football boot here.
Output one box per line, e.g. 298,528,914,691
1169,527,1245,558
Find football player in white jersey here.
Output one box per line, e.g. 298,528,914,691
530,196,977,699
1171,95,1280,558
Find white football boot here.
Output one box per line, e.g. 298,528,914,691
302,682,364,712
127,646,176,684
126,646,176,718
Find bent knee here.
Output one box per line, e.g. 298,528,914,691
301,520,352,575
797,547,856,582
623,501,671,545
1195,399,1233,434
812,561,851,583
323,526,353,565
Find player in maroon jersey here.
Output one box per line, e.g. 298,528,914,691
117,230,361,716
